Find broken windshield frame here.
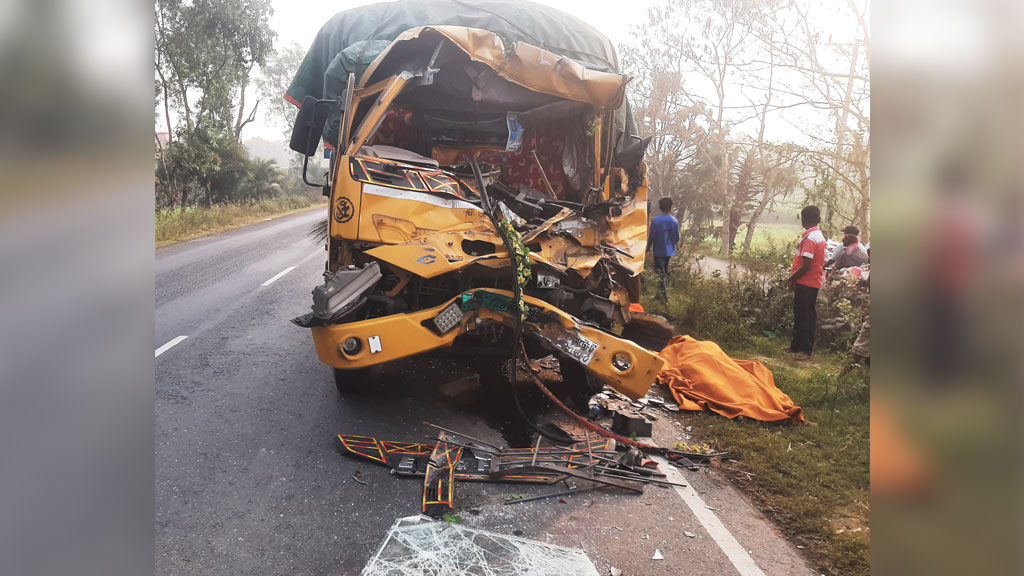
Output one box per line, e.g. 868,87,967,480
336,42,615,204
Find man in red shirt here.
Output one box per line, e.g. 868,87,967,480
788,206,827,358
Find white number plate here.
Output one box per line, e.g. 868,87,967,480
433,302,464,333
561,333,598,365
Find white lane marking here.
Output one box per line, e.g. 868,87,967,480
155,335,188,358
655,456,766,576
261,266,296,287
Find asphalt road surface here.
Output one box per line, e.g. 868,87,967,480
156,209,813,576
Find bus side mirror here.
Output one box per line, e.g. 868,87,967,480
289,96,334,156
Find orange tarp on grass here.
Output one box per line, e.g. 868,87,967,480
657,336,804,423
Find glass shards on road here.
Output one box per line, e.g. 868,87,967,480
361,516,599,576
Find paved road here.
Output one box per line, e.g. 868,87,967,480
156,209,813,576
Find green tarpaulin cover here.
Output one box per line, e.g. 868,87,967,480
285,0,639,156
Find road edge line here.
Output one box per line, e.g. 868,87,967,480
654,456,767,576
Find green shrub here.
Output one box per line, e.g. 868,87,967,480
155,195,324,245
642,245,867,356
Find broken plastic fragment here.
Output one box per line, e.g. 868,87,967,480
652,549,664,560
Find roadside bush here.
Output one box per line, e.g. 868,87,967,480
642,245,867,356
643,252,790,347
155,195,323,245
816,272,869,352
155,125,300,210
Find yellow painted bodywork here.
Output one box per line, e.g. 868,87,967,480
308,25,656,399
345,73,410,155
311,289,663,400
326,153,648,281
603,174,650,276
360,26,628,110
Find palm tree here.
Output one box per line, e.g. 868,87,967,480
241,158,282,203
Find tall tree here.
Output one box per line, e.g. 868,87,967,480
771,0,870,239
154,0,276,141
740,143,801,255
625,0,775,252
622,59,711,220
256,42,307,138
672,0,768,254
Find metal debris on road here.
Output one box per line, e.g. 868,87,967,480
503,486,600,506
422,432,462,517
611,411,653,437
334,422,704,512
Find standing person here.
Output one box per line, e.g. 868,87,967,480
647,196,680,301
788,206,827,359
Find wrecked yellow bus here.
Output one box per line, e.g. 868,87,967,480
288,4,668,401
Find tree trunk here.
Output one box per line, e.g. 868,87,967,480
232,66,258,141
176,77,193,133
742,195,772,255
855,176,870,242
717,145,730,256
158,75,173,142
717,214,730,255
727,210,741,255
155,133,172,207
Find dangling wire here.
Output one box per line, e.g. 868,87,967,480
470,159,572,445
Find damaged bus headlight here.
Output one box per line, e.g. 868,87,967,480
312,262,382,320
293,262,383,328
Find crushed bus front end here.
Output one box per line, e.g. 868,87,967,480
289,24,666,399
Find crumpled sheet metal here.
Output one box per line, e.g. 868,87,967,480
360,26,628,110
366,230,505,279
361,516,600,576
600,182,649,276
366,209,622,280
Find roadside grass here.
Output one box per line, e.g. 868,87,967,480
156,195,326,247
693,349,870,576
641,264,869,576
693,221,804,267
737,221,804,252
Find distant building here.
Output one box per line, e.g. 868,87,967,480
155,132,170,149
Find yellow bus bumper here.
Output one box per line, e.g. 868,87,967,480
310,288,662,400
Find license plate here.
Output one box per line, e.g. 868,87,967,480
536,273,559,288
433,302,464,333
561,333,598,365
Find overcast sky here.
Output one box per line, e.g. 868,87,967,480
244,0,656,140
237,0,862,144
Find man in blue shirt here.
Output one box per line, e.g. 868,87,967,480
647,196,680,300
